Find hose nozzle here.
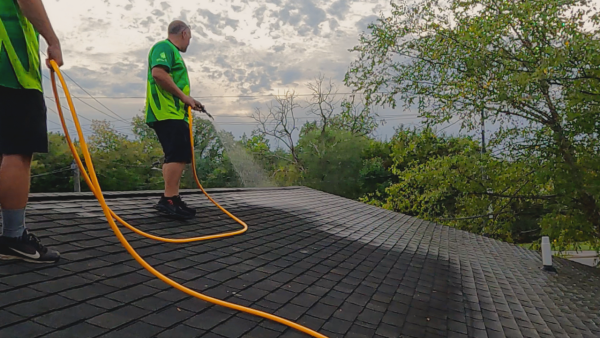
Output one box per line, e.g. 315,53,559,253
201,108,213,120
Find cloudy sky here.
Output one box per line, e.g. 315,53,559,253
40,0,458,144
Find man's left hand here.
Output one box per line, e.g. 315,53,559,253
46,41,63,69
193,99,204,112
192,100,204,111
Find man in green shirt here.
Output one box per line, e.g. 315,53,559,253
145,20,204,219
0,0,62,263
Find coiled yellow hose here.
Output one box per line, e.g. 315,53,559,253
48,60,327,338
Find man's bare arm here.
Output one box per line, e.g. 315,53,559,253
152,67,187,100
152,66,203,110
17,0,63,67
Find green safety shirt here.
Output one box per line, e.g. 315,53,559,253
0,0,43,92
145,39,190,125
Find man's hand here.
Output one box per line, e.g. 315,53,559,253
182,96,204,111
181,95,196,110
46,41,63,69
193,99,205,112
17,0,63,69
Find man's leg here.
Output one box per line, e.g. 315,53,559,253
163,162,186,197
0,154,32,238
152,120,195,219
0,86,59,263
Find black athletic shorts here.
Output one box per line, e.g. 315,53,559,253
0,85,48,155
151,119,192,164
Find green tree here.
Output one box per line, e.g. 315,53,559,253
304,74,379,136
362,128,547,244
132,114,162,166
297,126,372,199
30,133,77,193
359,137,395,196
252,75,382,175
88,120,163,191
346,0,600,250
132,113,242,189
239,132,285,180
132,114,159,143
331,95,379,136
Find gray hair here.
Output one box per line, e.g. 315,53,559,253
168,20,190,35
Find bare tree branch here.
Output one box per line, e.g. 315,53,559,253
307,74,339,134
252,90,302,167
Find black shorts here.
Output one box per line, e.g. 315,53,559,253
151,119,192,164
0,86,48,155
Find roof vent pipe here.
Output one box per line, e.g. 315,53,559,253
541,236,557,272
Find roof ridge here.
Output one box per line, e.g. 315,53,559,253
28,186,304,202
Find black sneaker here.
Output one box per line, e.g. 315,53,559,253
0,230,60,264
172,195,197,217
153,195,195,219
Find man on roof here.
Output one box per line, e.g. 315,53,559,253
145,20,204,219
0,0,62,263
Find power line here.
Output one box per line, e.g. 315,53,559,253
42,74,129,124
101,115,423,132
46,118,62,128
45,86,134,131
31,166,72,178
45,91,390,100
39,56,422,137
46,105,93,134
208,114,421,119
41,64,414,128
48,115,425,136
71,96,131,123
41,51,130,123
45,95,93,123
437,119,462,133
72,114,422,131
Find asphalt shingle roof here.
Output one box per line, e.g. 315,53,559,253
0,187,599,338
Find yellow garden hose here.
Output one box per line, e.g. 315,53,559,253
48,60,327,338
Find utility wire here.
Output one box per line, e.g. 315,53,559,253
437,119,462,133
42,74,127,124
46,105,93,134
45,94,93,123
31,166,72,178
45,91,390,100
44,81,132,132
175,113,422,119
41,51,131,123
39,53,425,137
102,115,423,133
46,118,62,128
77,114,423,131
71,95,130,123
40,59,421,131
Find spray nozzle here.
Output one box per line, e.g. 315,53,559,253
201,108,214,120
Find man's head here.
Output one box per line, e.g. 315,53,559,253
168,20,191,52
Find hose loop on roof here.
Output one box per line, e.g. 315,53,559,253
49,60,328,338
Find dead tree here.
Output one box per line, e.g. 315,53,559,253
253,90,302,168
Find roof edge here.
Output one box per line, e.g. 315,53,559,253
28,186,305,202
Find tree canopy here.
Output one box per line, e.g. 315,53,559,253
345,0,600,252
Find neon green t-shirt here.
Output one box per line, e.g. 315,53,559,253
145,40,190,125
0,0,43,92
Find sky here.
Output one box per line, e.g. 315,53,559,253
39,0,463,146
